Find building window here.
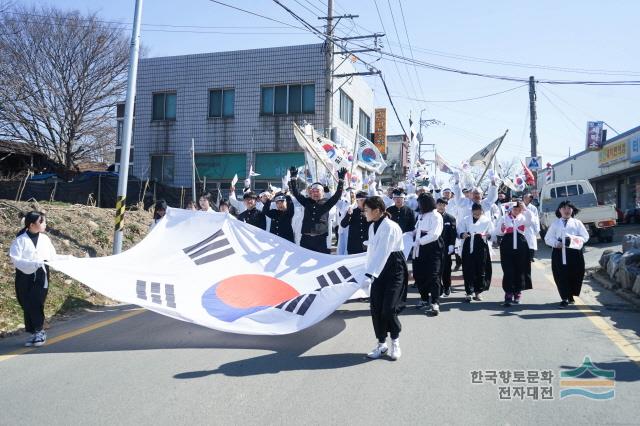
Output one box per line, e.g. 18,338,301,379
339,90,353,127
208,88,235,118
152,92,176,121
359,109,370,137
261,84,315,115
150,154,174,183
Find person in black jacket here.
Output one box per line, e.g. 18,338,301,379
262,192,295,243
386,189,416,233
237,191,267,230
340,190,370,254
289,167,346,253
436,198,457,296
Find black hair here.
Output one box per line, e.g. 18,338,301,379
471,202,482,211
18,211,46,236
436,198,448,205
418,193,437,214
219,198,229,207
199,192,212,203
555,200,580,218
153,200,168,220
363,196,390,218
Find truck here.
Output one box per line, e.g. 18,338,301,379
538,179,616,243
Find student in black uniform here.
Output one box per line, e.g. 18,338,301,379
150,199,167,231
289,166,346,253
360,196,408,361
262,192,295,243
237,191,267,230
340,191,370,254
386,189,416,233
436,198,457,297
9,211,63,347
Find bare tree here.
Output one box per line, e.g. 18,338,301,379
0,5,129,172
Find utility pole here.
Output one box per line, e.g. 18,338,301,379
113,0,143,255
528,76,538,188
529,76,538,158
323,0,333,140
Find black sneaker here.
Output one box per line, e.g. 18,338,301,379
444,288,451,296
559,300,569,308
568,296,575,305
24,333,36,347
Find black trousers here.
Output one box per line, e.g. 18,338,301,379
551,248,585,300
412,239,443,304
529,249,535,262
370,251,408,342
462,236,491,294
441,251,453,292
500,234,532,295
15,272,48,333
300,234,330,254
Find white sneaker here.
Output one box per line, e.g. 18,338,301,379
32,331,46,347
366,342,388,359
24,334,36,347
465,294,472,302
389,340,402,360
431,303,440,316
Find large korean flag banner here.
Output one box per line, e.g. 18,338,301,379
48,208,367,335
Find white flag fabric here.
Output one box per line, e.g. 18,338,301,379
469,133,506,167
47,208,368,335
357,135,387,174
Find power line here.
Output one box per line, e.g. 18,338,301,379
537,86,584,135
397,0,427,101
391,83,527,103
379,73,408,136
386,0,419,101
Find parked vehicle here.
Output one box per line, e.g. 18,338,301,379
539,180,616,243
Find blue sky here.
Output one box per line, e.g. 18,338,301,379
20,0,640,167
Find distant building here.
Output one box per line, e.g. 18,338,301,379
116,43,375,191
545,124,640,210
380,134,409,185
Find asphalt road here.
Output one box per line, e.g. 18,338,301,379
1,234,640,425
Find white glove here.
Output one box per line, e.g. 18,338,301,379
360,277,372,289
448,245,454,255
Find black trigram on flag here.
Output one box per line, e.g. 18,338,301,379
183,229,235,266
271,265,356,316
137,280,176,308
315,265,357,290
274,293,317,316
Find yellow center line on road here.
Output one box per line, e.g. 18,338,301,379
0,309,145,363
540,272,640,368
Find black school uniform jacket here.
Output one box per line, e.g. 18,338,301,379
386,205,416,233
238,207,267,230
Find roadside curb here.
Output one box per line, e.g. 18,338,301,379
588,269,640,309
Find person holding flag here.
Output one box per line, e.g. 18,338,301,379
360,196,408,360
544,201,589,307
289,166,347,253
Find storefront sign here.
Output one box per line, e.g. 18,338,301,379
373,108,387,154
598,140,627,167
586,121,605,151
629,133,640,163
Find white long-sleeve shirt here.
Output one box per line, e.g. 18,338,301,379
458,214,494,254
365,217,404,279
524,203,541,251
413,211,443,257
453,181,498,221
10,232,61,288
544,217,589,264
494,209,534,250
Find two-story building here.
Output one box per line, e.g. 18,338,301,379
116,43,375,192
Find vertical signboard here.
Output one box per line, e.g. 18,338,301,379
374,108,387,154
586,121,604,151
